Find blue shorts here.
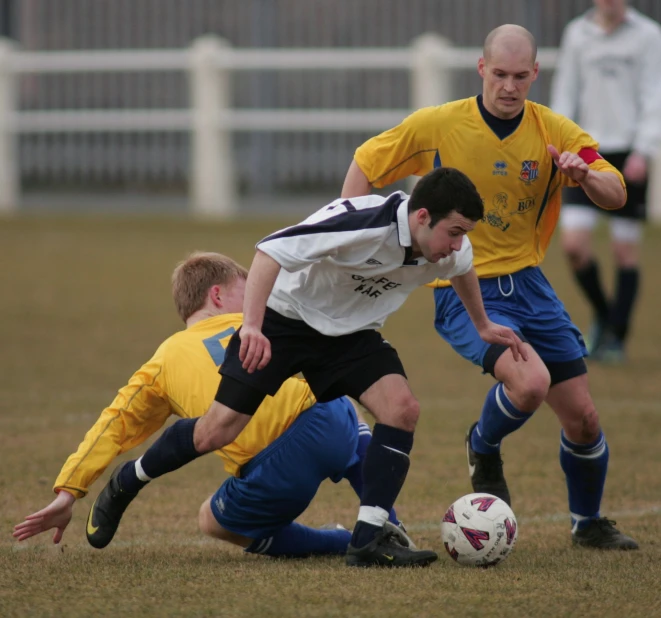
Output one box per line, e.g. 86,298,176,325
433,267,587,369
209,397,359,539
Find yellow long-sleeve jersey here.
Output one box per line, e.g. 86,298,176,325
54,314,316,499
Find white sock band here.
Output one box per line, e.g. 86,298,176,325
357,505,389,528
135,457,152,482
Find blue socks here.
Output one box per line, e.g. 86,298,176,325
471,383,533,455
352,423,413,548
245,523,352,557
343,422,400,526
119,418,201,493
560,430,609,531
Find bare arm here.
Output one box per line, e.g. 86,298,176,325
341,159,372,198
450,268,527,362
579,170,626,210
240,250,282,373
547,145,626,210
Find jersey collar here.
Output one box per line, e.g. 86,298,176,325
396,197,412,248
396,198,427,265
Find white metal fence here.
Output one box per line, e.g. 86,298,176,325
1,34,660,220
0,35,556,216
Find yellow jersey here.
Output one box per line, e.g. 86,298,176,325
54,314,316,499
354,97,625,285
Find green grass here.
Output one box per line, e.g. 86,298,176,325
1,215,660,617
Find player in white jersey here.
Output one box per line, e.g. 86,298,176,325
551,0,661,362
110,167,526,568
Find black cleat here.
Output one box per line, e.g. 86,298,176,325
345,526,437,568
86,462,139,549
572,518,639,550
465,422,511,506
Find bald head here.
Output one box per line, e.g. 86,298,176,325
483,25,537,64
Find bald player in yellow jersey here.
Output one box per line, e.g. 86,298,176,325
13,252,410,557
342,24,638,550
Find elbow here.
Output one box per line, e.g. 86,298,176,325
614,187,627,210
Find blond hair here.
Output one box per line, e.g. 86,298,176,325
171,252,248,322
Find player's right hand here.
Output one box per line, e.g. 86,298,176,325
239,325,272,373
12,491,75,544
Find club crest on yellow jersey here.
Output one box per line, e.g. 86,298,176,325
519,160,539,184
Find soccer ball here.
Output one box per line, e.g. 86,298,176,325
440,493,518,567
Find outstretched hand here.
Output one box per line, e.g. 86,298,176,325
547,145,590,183
13,491,75,544
477,322,528,362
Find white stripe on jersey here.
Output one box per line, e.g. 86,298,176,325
258,192,473,336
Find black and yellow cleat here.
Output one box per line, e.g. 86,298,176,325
86,463,139,549
572,518,639,550
345,526,437,568
465,422,511,506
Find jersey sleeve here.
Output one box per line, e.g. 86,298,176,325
354,107,441,188
550,112,626,190
257,199,395,272
53,346,171,499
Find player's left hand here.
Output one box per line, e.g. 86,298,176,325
12,491,75,544
547,145,589,183
477,322,528,362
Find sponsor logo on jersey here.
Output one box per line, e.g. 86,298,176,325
519,160,539,184
517,196,535,213
493,160,508,176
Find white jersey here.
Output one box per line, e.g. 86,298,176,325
550,7,661,158
257,192,473,336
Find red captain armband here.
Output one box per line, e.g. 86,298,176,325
577,148,603,165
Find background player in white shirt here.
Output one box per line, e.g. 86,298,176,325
551,0,661,362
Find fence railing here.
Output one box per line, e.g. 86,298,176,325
1,35,659,221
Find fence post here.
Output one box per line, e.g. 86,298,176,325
411,33,453,110
189,36,236,218
0,37,18,213
408,34,452,192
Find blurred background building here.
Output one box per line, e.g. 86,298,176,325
1,0,660,215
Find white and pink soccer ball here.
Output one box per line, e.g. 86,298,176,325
440,493,518,567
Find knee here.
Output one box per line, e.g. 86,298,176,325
565,404,601,443
508,369,550,412
193,429,224,454
562,237,591,270
390,394,420,432
198,499,218,538
193,405,248,453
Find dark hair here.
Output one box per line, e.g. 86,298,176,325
408,167,484,227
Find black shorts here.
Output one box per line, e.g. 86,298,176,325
219,307,407,406
562,151,647,220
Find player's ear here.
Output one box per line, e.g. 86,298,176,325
210,284,223,308
477,57,486,78
532,61,539,81
416,208,431,227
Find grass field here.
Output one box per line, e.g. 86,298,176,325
1,215,660,618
